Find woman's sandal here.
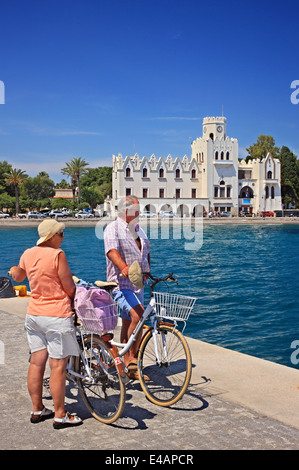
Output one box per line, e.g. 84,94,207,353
30,407,54,424
53,412,83,430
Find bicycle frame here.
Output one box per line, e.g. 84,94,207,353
110,296,156,356
66,328,108,385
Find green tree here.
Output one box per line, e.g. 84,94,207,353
80,166,112,199
81,186,104,207
61,157,89,203
246,135,280,162
21,172,55,202
279,146,299,208
0,192,14,212
0,161,13,194
5,168,28,214
55,179,70,189
51,198,73,210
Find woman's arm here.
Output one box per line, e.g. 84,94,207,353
57,251,76,299
9,265,26,282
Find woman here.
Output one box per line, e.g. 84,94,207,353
10,219,82,429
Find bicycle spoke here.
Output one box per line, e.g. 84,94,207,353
138,325,192,406
75,335,125,424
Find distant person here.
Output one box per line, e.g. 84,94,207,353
10,219,82,429
103,196,150,379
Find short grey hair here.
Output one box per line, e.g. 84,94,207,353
117,195,139,216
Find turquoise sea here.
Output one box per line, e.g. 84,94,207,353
1,223,298,370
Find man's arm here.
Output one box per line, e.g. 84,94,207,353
106,249,129,278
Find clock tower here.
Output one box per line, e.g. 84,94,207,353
202,116,227,141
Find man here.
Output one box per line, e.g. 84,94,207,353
103,196,150,379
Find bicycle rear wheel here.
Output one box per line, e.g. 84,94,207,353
75,334,125,424
138,323,192,406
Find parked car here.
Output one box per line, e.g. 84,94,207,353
49,210,68,218
220,212,230,217
140,211,156,217
161,211,176,218
17,213,27,219
0,211,9,218
260,211,274,217
75,211,95,218
28,211,46,219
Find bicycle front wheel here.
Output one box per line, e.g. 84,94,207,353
75,334,126,424
138,324,192,407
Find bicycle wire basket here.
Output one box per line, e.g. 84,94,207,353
153,292,196,321
75,303,119,335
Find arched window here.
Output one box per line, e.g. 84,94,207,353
209,133,214,141
125,167,131,178
215,151,218,160
142,167,148,178
191,169,196,179
271,186,275,199
159,168,164,178
226,151,230,160
265,186,269,199
267,170,272,179
221,151,224,160
175,168,180,178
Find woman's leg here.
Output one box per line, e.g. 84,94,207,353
49,356,69,419
27,348,48,412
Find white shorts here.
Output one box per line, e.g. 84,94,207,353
25,314,80,359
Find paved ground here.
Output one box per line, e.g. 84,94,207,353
0,310,298,452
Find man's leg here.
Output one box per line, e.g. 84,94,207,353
121,303,144,366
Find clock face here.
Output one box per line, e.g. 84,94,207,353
217,126,223,133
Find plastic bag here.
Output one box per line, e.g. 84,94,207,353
0,277,16,298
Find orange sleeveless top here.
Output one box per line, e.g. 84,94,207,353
19,246,72,317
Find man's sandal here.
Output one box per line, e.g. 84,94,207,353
53,412,83,430
127,361,150,382
30,407,54,424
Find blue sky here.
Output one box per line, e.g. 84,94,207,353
0,0,299,183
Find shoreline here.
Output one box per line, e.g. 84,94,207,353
1,216,299,228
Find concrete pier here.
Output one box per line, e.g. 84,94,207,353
0,296,298,450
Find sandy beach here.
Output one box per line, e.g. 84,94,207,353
1,216,299,228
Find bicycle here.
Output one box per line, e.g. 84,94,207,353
71,271,196,424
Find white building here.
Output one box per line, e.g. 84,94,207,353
111,116,281,217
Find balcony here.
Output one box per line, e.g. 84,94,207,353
213,159,233,166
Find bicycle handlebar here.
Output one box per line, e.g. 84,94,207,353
144,272,179,294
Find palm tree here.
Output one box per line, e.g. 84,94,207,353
61,157,89,204
5,168,27,214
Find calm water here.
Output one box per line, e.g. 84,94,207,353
1,223,298,369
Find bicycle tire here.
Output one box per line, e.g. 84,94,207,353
137,323,192,406
75,334,126,424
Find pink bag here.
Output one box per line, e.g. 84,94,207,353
74,286,118,333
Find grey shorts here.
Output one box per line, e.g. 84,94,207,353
25,314,80,359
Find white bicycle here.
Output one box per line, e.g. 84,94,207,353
72,272,196,423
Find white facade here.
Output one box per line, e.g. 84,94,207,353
111,116,281,217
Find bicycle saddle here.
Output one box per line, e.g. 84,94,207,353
94,280,118,288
